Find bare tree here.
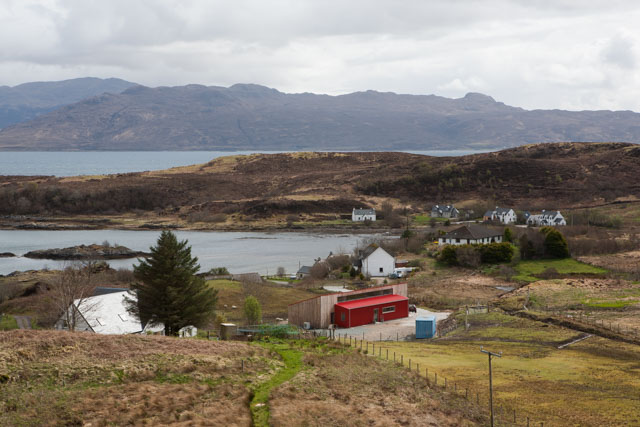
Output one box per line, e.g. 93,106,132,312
50,262,98,332
276,266,286,277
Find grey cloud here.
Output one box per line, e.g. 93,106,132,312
1,0,640,111
601,35,636,69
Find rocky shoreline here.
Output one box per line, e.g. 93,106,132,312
23,244,149,261
0,252,15,258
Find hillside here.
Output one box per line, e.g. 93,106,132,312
0,143,639,230
1,83,640,150
0,330,482,426
0,77,136,129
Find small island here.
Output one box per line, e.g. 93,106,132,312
0,252,15,258
23,244,149,260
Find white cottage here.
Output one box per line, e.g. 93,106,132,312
483,207,517,224
526,210,566,226
438,225,503,246
356,245,395,277
352,208,376,222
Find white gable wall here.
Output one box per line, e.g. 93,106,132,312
361,247,395,277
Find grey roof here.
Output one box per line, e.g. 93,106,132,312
432,204,458,213
297,266,312,274
494,207,513,215
353,208,375,215
358,244,379,260
442,225,502,240
72,291,143,335
93,287,129,296
483,210,494,217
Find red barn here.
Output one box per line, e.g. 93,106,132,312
334,294,409,328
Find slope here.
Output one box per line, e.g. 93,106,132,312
1,83,640,150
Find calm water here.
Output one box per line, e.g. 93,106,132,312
0,230,386,275
0,150,493,177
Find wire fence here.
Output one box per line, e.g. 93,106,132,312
327,332,548,427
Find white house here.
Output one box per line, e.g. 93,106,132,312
438,225,503,246
483,207,517,224
526,210,566,226
430,204,459,218
356,245,395,277
55,291,196,336
352,208,376,222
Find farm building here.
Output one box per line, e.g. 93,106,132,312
55,291,195,336
288,283,407,329
334,294,408,328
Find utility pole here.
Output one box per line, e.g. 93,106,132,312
480,346,502,427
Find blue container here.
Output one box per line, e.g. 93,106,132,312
416,316,436,339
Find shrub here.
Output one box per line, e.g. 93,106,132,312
479,242,514,264
504,228,513,243
543,228,570,259
208,266,230,275
244,295,262,325
439,245,458,266
456,245,481,267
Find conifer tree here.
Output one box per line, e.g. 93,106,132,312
126,231,218,336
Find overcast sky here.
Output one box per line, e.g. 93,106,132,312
1,0,640,111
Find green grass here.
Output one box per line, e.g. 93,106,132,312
250,343,304,427
513,258,607,282
581,299,638,309
366,312,640,426
0,314,18,330
413,214,448,225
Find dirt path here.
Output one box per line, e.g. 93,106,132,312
13,315,32,329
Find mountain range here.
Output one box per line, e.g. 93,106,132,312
1,79,640,151
0,77,135,129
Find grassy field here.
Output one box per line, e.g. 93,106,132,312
0,330,483,426
513,258,607,282
207,279,325,324
360,312,640,426
0,314,18,331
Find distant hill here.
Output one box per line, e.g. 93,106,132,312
1,82,640,150
0,77,136,129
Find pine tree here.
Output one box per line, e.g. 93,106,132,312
126,231,218,336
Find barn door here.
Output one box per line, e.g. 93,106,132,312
373,308,379,323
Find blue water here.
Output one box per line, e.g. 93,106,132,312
0,229,385,275
0,150,494,177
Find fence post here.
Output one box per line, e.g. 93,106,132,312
401,355,403,365
476,393,479,404
386,349,389,360
394,352,396,362
465,388,468,399
207,330,210,340
417,363,419,374
409,359,411,370
513,409,516,423
373,342,375,354
444,377,447,389
379,346,381,357
527,416,530,427
435,373,437,386
241,359,244,372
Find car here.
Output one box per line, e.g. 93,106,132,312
409,304,417,313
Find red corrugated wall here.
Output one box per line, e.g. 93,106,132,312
334,300,409,328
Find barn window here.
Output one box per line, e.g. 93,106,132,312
456,238,460,243
379,267,383,273
341,312,345,322
382,306,395,314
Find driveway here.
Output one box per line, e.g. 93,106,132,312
332,308,450,341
